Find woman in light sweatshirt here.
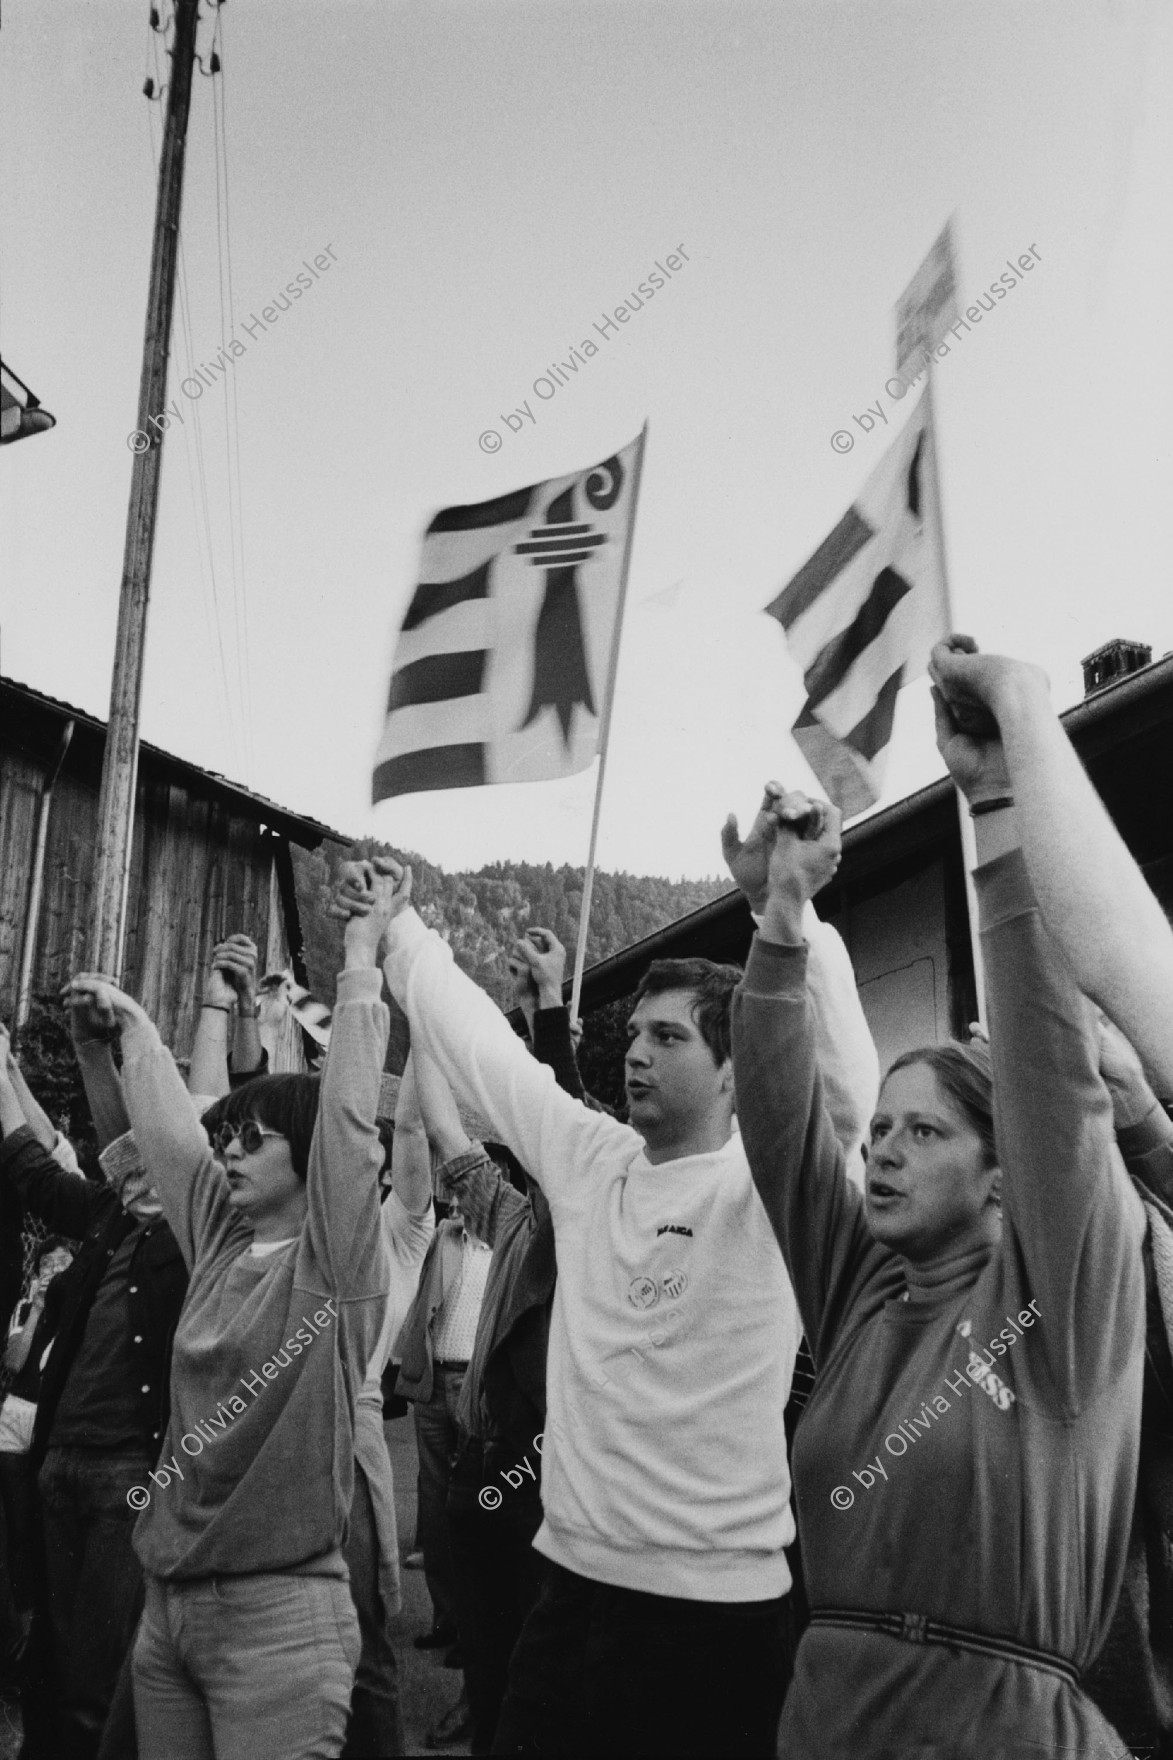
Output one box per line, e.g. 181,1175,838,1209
61,860,406,1760
726,653,1146,1759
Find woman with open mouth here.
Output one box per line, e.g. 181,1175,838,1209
725,639,1149,1759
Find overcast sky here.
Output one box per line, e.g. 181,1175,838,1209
3,0,1170,877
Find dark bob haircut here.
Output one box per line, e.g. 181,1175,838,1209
885,1039,996,1168
200,1074,321,1182
632,958,744,1067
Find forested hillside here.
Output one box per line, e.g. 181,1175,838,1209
292,841,729,1011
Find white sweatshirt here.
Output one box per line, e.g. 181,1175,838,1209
383,904,877,1603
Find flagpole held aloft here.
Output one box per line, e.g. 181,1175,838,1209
923,359,988,1029
570,423,648,1023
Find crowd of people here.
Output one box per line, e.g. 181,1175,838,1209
0,635,1171,1759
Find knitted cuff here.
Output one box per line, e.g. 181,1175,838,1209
99,1130,145,1183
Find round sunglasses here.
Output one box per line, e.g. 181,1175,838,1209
213,1121,285,1156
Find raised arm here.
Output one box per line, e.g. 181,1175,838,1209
61,975,216,1268
930,649,1144,1408
1096,1014,1173,1210
304,860,399,1297
63,985,132,1149
372,879,626,1211
0,1059,98,1237
186,941,241,1099
512,929,588,1105
803,909,879,1178
411,1037,532,1246
1,1026,57,1153
728,790,877,1351
722,794,879,1169
221,935,266,1079
931,638,1173,1098
388,1053,434,1217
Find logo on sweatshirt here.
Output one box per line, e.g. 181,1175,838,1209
628,1275,659,1310
656,1224,693,1238
661,1268,688,1299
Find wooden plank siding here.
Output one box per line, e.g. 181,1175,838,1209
1,680,347,1067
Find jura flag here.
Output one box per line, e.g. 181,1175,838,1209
766,394,947,818
895,220,959,377
373,435,644,803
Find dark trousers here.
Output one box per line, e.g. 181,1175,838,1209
492,1559,792,1759
412,1365,465,1631
95,1639,138,1760
0,1451,37,1645
448,1441,547,1755
37,1446,150,1760
16,1505,56,1760
343,1457,404,1758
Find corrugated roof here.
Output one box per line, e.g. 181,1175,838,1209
1,674,352,848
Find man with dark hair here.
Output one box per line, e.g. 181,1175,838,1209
634,958,742,1065
357,829,879,1759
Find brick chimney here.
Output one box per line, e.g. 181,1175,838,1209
1081,638,1152,698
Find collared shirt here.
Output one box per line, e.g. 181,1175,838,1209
433,1228,492,1363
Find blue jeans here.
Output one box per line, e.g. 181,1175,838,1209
133,1567,360,1760
37,1446,150,1760
342,1456,403,1757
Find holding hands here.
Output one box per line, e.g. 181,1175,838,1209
723,784,842,940
333,856,414,967
204,935,259,1011
63,977,123,1046
509,928,567,1014
61,974,151,1038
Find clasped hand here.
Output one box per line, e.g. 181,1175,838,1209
722,784,842,919
333,857,414,964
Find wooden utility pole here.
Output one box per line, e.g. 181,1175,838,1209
90,0,200,975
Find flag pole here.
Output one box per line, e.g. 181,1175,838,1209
923,360,988,1028
569,423,648,1022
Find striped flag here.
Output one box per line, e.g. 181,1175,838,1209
1,358,56,445
894,220,959,378
373,434,643,803
766,393,946,818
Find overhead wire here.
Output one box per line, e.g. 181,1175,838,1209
144,7,242,778
208,0,256,783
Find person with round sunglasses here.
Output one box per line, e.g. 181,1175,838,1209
61,858,412,1760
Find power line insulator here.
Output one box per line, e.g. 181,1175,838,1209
210,50,221,73
149,6,160,25
143,76,156,99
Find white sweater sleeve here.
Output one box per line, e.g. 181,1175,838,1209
382,909,632,1208
801,901,879,1187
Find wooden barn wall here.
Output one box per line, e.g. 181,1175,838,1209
0,751,44,1016
1,746,304,1068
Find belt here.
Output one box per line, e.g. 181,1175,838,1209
809,1609,1080,1687
436,1359,469,1371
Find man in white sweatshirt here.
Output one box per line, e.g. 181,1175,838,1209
344,847,876,1758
